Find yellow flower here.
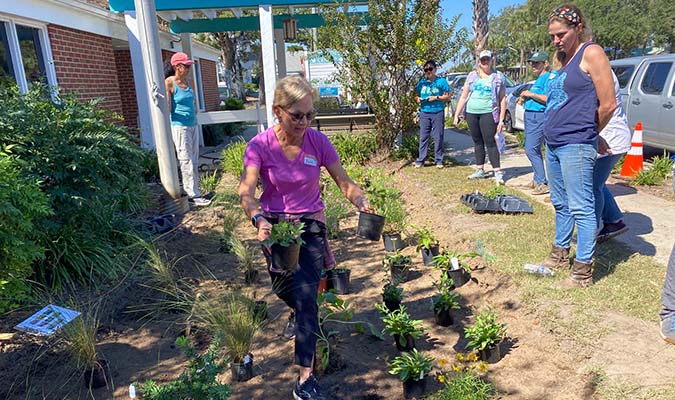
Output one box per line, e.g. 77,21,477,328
479,362,488,373
438,358,448,367
456,353,464,361
468,352,479,362
451,363,460,372
438,375,446,383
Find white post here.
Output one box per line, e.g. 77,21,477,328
124,11,154,149
274,29,287,79
180,33,204,146
133,0,182,199
259,4,276,127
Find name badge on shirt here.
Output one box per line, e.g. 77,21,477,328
304,155,318,166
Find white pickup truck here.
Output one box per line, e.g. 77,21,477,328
610,54,675,151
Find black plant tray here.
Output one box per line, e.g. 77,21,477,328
460,192,533,214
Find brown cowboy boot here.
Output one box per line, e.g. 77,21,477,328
539,245,570,270
551,259,593,289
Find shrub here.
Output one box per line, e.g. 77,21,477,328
329,132,378,165
220,138,247,177
632,152,674,186
200,171,220,194
0,149,52,311
222,97,245,110
464,310,506,352
392,131,435,162
0,84,149,288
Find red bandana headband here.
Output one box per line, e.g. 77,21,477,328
550,6,582,26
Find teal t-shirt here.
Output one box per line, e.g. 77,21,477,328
170,81,196,126
524,71,552,112
466,76,493,114
416,77,450,114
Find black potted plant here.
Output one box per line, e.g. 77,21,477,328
375,303,426,351
381,280,404,312
388,349,434,399
432,249,478,289
63,310,110,389
383,251,413,282
357,211,386,241
327,267,351,294
264,221,305,272
219,296,262,382
380,200,408,252
414,226,440,266
464,310,507,363
431,274,461,327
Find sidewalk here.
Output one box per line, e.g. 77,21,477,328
443,128,675,266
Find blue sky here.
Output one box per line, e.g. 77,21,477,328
440,0,525,33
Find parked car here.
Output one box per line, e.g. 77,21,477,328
611,54,675,151
218,83,231,106
504,81,534,132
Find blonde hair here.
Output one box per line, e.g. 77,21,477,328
273,76,315,109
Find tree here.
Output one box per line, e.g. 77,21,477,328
319,0,466,153
472,0,490,55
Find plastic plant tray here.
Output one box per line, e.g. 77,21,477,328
498,195,534,214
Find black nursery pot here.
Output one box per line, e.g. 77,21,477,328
403,377,427,399
356,211,386,241
327,269,351,294
383,233,405,252
445,268,469,288
434,309,453,327
393,334,415,351
383,298,401,312
244,269,258,284
390,263,411,282
231,354,254,382
421,245,440,266
478,343,502,364
83,359,110,389
271,243,300,272
253,300,268,321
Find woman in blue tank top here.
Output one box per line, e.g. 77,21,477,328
528,5,617,289
164,52,210,206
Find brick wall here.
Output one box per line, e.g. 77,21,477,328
48,24,123,117
113,49,139,135
200,59,219,111
83,0,109,10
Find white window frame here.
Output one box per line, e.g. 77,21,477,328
0,15,58,93
193,58,206,112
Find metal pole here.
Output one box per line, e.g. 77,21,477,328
133,0,182,200
259,4,276,127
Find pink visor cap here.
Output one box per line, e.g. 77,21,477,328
170,52,195,66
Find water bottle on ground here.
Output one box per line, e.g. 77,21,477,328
523,263,554,276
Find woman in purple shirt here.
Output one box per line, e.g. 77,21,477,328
238,76,369,400
531,4,616,289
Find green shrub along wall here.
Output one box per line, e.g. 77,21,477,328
0,85,150,294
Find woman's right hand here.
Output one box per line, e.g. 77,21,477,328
453,115,460,126
256,218,272,242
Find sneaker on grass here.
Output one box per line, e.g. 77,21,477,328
189,196,211,207
532,183,550,195
661,316,675,344
467,169,487,180
494,171,505,185
293,374,325,400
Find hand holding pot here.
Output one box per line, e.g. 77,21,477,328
256,218,272,242
356,196,371,213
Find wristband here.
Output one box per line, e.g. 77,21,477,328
251,213,265,228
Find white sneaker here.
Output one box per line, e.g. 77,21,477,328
494,171,505,185
190,197,211,207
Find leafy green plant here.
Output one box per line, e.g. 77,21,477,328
322,179,351,239
200,171,220,194
432,249,478,273
388,348,434,382
0,149,52,311
264,221,305,247
380,196,408,234
413,226,438,252
632,152,674,186
464,310,507,352
375,303,426,339
220,138,247,177
431,274,460,313
382,281,404,301
140,335,232,400
484,185,506,200
329,132,378,165
383,251,413,268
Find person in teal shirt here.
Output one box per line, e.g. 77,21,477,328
519,51,553,195
414,60,450,168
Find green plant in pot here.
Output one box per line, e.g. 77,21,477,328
264,221,305,272
464,310,507,363
432,249,478,288
326,267,351,294
413,226,440,266
381,280,404,312
431,274,460,327
219,295,262,382
62,309,109,389
388,348,434,399
380,200,408,251
383,251,413,282
375,303,426,351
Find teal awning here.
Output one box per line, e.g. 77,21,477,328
170,12,368,33
109,0,367,12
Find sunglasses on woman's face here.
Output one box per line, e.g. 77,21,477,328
423,67,435,72
479,57,491,63
284,108,317,122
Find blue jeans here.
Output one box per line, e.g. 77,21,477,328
661,244,675,320
524,111,547,184
593,153,625,228
546,143,597,263
417,111,445,165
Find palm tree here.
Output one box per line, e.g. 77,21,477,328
472,0,489,57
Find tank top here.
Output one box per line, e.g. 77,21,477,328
170,80,196,126
544,42,599,147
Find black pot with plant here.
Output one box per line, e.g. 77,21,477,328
265,221,305,272
388,349,434,399
382,281,403,312
383,233,406,252
327,268,351,294
383,251,413,282
431,274,461,327
230,353,254,382
375,303,426,352
464,310,507,364
433,249,478,289
63,310,110,389
414,226,440,266
357,211,386,241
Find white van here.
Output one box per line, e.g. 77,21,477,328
611,54,675,151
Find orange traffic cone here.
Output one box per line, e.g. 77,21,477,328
620,122,644,178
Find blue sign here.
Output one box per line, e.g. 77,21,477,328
319,87,339,97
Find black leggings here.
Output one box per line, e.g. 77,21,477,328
262,218,325,368
466,112,500,168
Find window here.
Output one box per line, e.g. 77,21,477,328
193,59,205,112
611,65,635,89
0,18,56,92
640,62,672,95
